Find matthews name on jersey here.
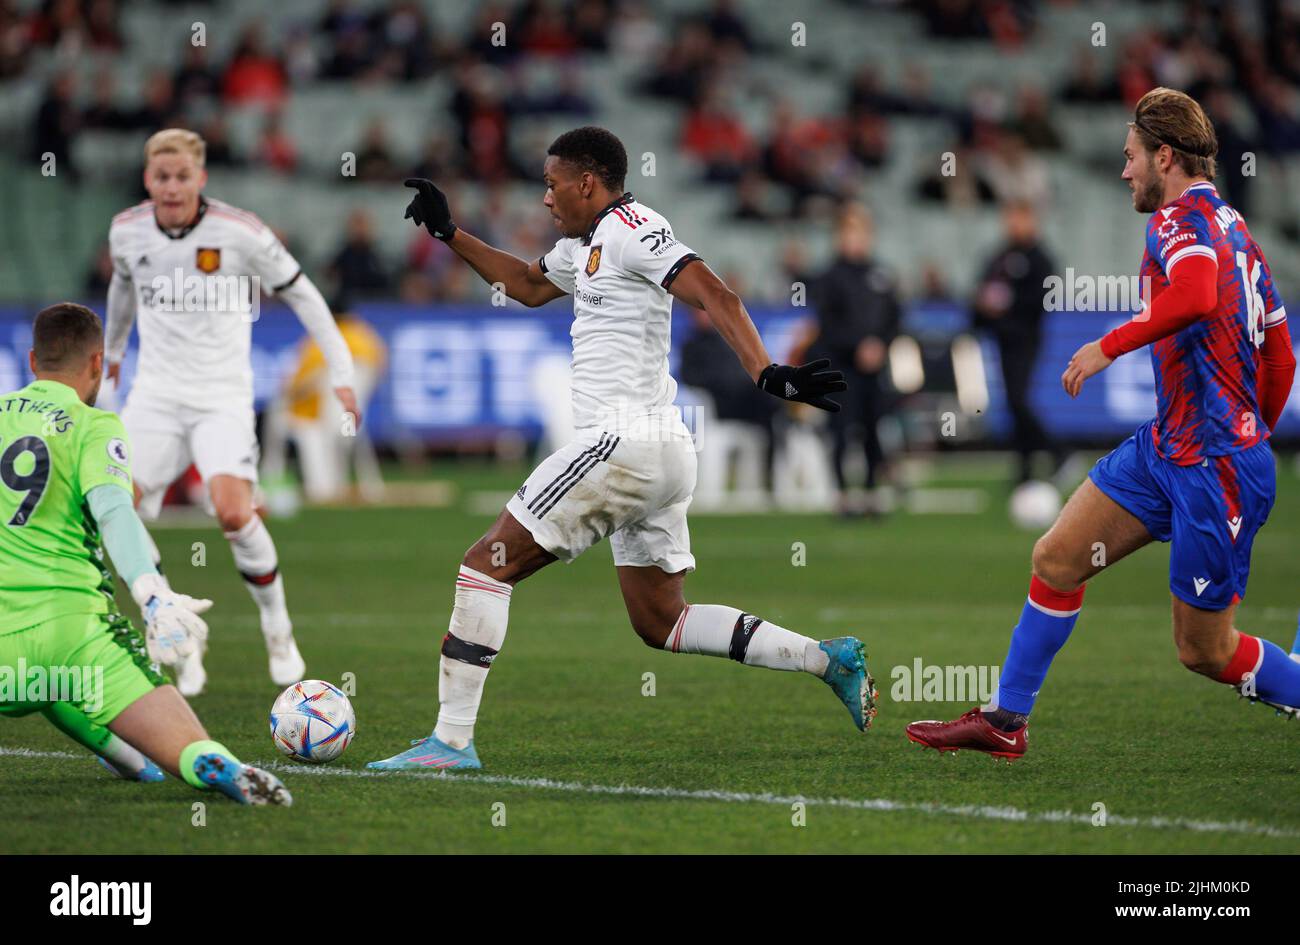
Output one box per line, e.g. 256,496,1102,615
107,196,302,411
537,192,700,433
0,380,132,631
1139,181,1286,464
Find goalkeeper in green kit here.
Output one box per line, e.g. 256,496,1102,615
0,302,290,806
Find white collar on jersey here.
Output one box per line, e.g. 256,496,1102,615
1179,181,1217,198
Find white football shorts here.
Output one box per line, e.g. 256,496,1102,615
121,396,260,519
507,424,698,573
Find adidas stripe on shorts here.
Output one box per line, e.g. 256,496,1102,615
506,426,697,574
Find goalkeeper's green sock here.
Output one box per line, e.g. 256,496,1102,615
179,739,239,790
42,702,153,776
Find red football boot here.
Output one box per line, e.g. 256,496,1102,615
906,707,1027,760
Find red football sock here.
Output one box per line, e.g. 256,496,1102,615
1215,633,1262,685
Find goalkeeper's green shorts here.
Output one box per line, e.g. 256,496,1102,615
0,611,167,726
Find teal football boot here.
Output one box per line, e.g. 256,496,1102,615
819,636,878,731
97,754,165,782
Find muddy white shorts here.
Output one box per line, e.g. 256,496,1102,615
121,396,259,519
507,425,698,573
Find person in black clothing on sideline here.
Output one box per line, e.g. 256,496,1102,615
810,203,901,515
680,303,777,488
973,199,1065,484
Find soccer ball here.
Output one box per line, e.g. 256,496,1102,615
1008,480,1062,532
269,680,356,764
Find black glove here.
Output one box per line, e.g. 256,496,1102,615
757,358,847,412
403,177,457,241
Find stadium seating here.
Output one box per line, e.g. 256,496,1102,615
1,0,1296,305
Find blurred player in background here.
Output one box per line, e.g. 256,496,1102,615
909,88,1298,759
0,303,290,805
679,301,778,502
973,199,1066,486
278,304,387,503
104,129,359,695
370,127,874,771
809,202,901,516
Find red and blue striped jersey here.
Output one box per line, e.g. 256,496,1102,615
1139,182,1287,465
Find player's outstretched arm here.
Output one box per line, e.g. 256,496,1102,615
668,258,846,412
1257,252,1294,432
1259,316,1296,432
104,268,134,387
87,484,211,665
1063,253,1218,397
403,178,564,308
276,273,362,425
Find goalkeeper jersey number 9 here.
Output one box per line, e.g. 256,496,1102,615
0,380,134,632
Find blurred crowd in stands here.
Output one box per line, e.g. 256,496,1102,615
11,0,1300,309
10,3,1299,239
5,0,1294,292
7,0,1300,500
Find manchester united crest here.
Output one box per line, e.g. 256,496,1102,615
585,245,602,277
195,247,221,273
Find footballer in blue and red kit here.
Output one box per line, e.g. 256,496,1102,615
1090,180,1290,613
908,88,1299,759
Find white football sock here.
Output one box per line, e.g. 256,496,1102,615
663,604,828,675
100,732,153,776
225,516,291,635
435,566,512,749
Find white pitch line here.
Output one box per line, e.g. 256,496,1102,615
5,745,1296,839
259,762,1300,838
1,746,81,760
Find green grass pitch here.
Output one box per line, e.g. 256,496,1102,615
4,456,1300,853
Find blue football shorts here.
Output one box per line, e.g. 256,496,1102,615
1088,420,1275,611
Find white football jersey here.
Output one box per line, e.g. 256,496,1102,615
108,197,302,410
539,194,699,432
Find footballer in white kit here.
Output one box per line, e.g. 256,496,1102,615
370,127,875,772
104,129,358,695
